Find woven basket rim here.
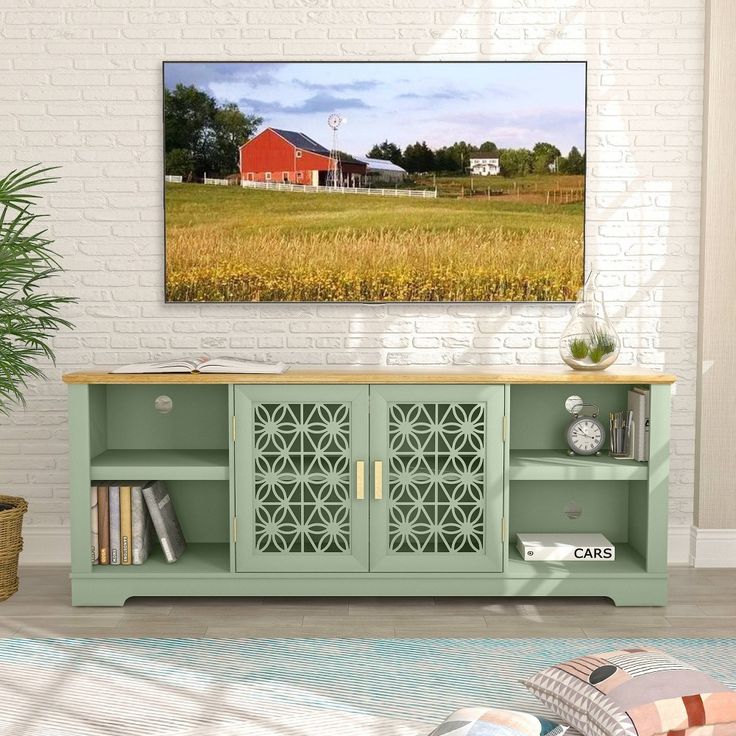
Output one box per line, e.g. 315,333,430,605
0,495,28,512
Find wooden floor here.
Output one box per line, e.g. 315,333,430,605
1,566,735,638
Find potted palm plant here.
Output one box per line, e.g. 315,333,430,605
0,164,75,600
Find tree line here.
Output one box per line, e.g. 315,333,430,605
367,139,585,178
165,84,262,179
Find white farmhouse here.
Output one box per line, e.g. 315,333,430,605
469,156,500,176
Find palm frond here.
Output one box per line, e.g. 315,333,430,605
0,163,75,413
0,164,60,211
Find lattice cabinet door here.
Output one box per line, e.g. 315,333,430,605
234,385,370,573
369,385,505,573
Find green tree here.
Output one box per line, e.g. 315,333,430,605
532,141,561,174
164,84,217,173
499,148,534,177
367,140,403,166
402,141,435,173
165,148,195,179
565,146,585,175
447,140,474,172
476,140,499,156
434,146,459,172
212,103,262,176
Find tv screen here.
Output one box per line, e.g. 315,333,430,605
163,61,586,303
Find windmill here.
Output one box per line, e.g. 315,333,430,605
326,113,345,188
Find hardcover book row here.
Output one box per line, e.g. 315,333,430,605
90,480,186,565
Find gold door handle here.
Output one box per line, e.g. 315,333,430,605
356,460,365,500
374,460,383,500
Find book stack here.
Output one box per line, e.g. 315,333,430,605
517,533,616,561
91,480,186,565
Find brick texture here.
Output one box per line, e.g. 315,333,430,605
0,0,704,545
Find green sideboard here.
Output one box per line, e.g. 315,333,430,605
63,367,675,607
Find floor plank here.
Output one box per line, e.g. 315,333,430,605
1,565,734,638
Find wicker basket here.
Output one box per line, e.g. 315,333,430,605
0,495,28,601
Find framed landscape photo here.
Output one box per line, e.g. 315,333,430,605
163,61,586,303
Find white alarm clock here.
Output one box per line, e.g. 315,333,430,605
564,395,606,456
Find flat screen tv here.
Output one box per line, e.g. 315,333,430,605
163,61,586,303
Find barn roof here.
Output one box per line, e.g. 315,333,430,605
353,155,407,173
271,128,330,155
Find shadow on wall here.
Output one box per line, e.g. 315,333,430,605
373,3,695,527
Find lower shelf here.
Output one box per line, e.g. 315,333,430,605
90,543,230,576
85,543,650,579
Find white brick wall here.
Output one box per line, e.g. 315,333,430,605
0,0,704,561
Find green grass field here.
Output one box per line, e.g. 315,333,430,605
165,182,584,302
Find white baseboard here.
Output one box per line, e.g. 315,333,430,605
690,526,736,567
19,527,70,566
19,523,700,567
667,524,692,565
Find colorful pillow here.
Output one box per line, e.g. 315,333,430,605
428,706,568,736
523,646,736,736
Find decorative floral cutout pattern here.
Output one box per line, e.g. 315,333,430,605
254,402,351,554
387,403,486,554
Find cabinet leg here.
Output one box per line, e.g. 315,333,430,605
72,581,128,607
609,580,667,607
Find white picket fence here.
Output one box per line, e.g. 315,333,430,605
164,175,183,183
240,179,437,199
204,175,230,186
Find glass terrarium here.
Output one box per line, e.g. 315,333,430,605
559,275,620,371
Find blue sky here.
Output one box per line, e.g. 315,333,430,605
164,61,586,156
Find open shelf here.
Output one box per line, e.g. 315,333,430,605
91,543,230,575
509,450,647,481
506,542,648,577
90,449,229,480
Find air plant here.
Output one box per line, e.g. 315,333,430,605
568,338,589,360
588,325,617,358
588,345,606,363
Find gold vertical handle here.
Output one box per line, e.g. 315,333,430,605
356,460,365,500
374,460,383,500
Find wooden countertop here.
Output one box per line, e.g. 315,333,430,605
62,366,677,385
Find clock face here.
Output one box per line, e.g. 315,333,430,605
568,418,605,455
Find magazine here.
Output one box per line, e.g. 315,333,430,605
110,356,287,374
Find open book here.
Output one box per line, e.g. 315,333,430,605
110,356,287,374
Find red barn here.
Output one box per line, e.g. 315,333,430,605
239,127,367,187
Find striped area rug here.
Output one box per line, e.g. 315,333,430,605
0,638,734,736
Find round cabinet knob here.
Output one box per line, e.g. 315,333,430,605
154,395,173,414
565,395,583,414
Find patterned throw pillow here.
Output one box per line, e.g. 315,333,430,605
428,706,569,736
523,646,736,736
